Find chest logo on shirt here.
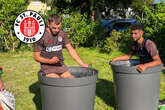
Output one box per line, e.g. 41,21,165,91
46,45,62,52
48,40,51,43
58,36,63,42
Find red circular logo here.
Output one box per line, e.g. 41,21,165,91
14,10,45,43
20,17,39,37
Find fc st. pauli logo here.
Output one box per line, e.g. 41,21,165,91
14,10,45,44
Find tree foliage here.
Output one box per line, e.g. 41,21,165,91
130,0,153,19
61,11,106,48
136,1,165,56
103,1,165,54
0,0,28,51
42,0,134,17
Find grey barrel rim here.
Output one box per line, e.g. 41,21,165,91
38,66,98,86
110,59,162,74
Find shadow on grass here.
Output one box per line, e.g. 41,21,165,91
29,81,42,110
96,78,116,108
162,67,165,74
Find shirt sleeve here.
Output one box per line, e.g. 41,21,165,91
62,31,70,45
145,40,158,57
33,38,44,52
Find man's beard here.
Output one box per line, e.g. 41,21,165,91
52,31,59,36
50,29,59,36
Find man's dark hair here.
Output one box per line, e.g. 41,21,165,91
131,24,144,31
49,14,62,24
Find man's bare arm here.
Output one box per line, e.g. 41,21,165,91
34,52,59,64
65,43,88,67
112,51,133,62
136,54,162,72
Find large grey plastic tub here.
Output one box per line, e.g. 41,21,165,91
38,66,98,110
110,59,162,110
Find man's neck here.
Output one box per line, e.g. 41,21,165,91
137,36,144,46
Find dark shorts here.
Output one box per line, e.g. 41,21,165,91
40,62,69,75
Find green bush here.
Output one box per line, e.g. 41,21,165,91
0,0,28,52
62,12,91,47
103,29,132,53
86,21,107,47
137,2,165,57
62,12,106,48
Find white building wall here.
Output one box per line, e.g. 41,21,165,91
27,1,51,14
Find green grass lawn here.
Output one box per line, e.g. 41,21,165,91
0,48,165,110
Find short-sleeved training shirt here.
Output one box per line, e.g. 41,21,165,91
130,38,158,63
34,30,70,74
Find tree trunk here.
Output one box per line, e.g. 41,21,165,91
0,23,10,51
3,35,10,51
10,29,16,51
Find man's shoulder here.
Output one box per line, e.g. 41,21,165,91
145,39,157,50
146,39,156,46
40,31,52,41
43,31,51,38
34,31,50,45
59,29,66,33
59,30,66,37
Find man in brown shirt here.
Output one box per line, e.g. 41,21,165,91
112,24,162,72
34,14,88,78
